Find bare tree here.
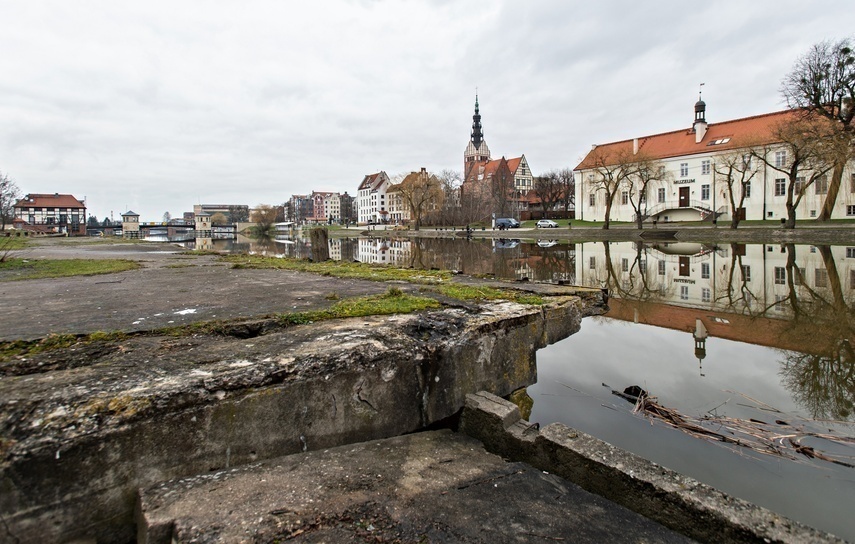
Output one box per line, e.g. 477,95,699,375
228,205,250,222
395,169,444,230
533,171,563,219
210,212,228,225
781,37,855,220
162,211,172,223
752,116,843,228
1,170,21,230
437,169,462,225
586,147,631,229
621,154,667,229
713,150,760,229
247,204,279,239
556,168,575,215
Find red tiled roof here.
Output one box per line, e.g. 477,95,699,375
506,156,522,173
13,193,86,209
606,297,811,353
575,109,803,170
358,172,385,191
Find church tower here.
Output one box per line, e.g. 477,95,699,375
464,94,491,170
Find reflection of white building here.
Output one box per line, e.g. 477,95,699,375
356,238,412,264
576,241,855,317
328,239,342,261
575,99,855,223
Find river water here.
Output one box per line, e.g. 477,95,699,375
180,234,855,540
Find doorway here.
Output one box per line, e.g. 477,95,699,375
679,187,690,207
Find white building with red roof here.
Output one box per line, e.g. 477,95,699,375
356,171,391,224
574,98,855,224
13,193,87,235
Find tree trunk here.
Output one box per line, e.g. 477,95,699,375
818,245,845,311
602,199,612,230
784,203,797,229
730,217,740,229
818,161,845,221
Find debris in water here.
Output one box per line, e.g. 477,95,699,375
606,385,855,469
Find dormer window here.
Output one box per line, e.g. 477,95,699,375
706,137,731,146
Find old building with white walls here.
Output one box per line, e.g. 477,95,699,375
574,98,855,224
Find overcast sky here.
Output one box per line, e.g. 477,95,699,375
0,1,849,221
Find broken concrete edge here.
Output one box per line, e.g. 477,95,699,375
460,391,845,544
0,281,602,358
0,292,601,543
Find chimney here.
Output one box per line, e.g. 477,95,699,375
633,138,639,155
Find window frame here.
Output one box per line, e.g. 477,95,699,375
774,178,786,197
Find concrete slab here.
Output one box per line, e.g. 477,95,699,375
138,429,694,544
0,249,393,341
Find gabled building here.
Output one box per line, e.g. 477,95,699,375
289,195,312,223
13,193,86,235
461,95,532,220
574,98,855,223
357,171,391,224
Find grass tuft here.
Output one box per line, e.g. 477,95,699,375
222,254,451,283
0,258,140,281
277,288,440,326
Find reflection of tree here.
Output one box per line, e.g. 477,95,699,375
779,244,855,420
600,241,672,321
713,244,760,313
782,347,855,421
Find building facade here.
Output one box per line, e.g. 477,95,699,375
13,193,87,235
191,204,249,223
357,171,391,224
574,99,855,224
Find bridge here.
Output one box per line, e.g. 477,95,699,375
123,223,238,239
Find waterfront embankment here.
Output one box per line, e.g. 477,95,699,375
0,239,605,543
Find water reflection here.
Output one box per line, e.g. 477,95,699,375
578,241,855,422
179,234,854,423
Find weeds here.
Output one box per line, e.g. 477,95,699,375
223,254,451,283
0,258,140,281
277,288,440,326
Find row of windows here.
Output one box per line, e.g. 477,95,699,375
592,255,844,294
676,160,712,177
587,172,855,207
18,207,83,213
773,176,830,196
586,169,855,204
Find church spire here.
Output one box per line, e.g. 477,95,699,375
471,93,484,148
464,92,490,170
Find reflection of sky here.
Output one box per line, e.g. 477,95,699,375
529,317,855,541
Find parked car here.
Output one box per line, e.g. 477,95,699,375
495,218,520,230
536,219,559,228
